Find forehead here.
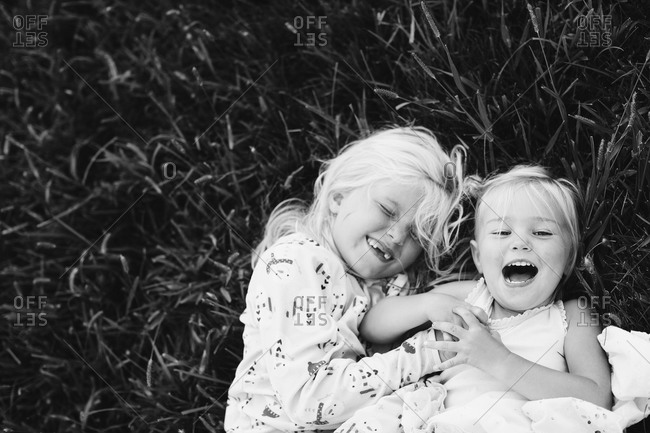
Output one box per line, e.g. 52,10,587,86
476,185,564,225
369,182,424,207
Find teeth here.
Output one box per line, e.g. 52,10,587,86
367,238,393,260
503,260,539,284
508,261,535,267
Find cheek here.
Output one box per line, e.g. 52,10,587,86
402,242,423,266
478,243,498,260
558,244,573,272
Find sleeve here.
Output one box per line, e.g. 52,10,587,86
250,240,441,427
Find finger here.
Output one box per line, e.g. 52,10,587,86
451,314,468,330
423,340,458,352
432,356,465,371
452,307,481,328
430,321,465,338
469,306,489,325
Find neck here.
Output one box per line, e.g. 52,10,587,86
491,302,522,319
491,298,555,319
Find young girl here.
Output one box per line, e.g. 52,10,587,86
337,165,614,432
224,127,483,432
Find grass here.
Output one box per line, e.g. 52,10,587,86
1,0,649,431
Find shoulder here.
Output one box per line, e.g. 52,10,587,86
562,298,602,334
562,298,580,316
562,298,586,323
257,233,345,280
428,279,478,300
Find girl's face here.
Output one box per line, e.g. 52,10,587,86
471,188,572,319
329,182,424,280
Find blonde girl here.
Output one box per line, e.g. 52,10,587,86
225,127,480,432
338,165,612,432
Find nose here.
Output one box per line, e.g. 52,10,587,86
511,235,531,251
386,221,409,246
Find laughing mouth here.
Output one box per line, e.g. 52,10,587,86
367,237,394,261
502,260,538,284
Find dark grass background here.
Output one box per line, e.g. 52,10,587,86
1,0,649,431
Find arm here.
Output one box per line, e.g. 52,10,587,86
428,304,613,409
560,299,613,407
360,280,482,344
252,242,443,426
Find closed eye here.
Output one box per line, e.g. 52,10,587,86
492,230,510,236
379,204,396,218
534,231,553,236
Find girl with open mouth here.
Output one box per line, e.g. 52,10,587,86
338,165,622,432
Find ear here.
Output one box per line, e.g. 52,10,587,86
470,239,483,274
328,192,344,214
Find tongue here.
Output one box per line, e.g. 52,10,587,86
509,271,532,282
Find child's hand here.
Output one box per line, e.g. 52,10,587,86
426,298,489,364
425,307,510,372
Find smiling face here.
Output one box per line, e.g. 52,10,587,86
329,182,424,279
471,187,572,319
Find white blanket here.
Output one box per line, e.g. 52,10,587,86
401,326,650,433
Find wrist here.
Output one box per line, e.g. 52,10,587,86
423,292,449,323
484,350,522,381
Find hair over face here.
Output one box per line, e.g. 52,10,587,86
256,126,470,277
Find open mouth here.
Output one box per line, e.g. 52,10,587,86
367,237,393,261
502,261,538,284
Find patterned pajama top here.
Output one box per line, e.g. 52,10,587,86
224,233,441,432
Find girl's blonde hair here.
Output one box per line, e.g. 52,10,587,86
254,126,470,277
474,165,582,288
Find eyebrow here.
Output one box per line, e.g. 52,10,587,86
485,217,558,224
382,198,409,213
